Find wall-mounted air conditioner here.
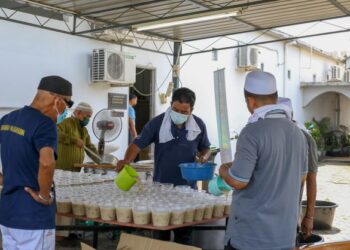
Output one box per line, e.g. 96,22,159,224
328,65,343,82
238,47,260,71
345,70,350,83
91,49,136,86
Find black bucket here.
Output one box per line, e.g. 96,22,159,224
301,200,338,230
297,233,324,246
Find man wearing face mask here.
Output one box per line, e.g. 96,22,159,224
0,75,73,250
117,87,211,244
56,102,98,171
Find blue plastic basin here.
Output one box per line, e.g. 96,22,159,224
179,162,216,181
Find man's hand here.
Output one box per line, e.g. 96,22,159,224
25,187,53,206
301,216,313,238
116,159,131,172
219,162,231,178
196,155,208,164
76,139,84,148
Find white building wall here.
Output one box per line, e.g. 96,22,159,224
1,18,348,163
0,20,173,159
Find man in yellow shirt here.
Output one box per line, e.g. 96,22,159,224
56,102,98,171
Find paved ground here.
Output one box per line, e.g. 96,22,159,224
312,163,350,242
0,163,349,249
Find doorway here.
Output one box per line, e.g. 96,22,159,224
129,67,155,160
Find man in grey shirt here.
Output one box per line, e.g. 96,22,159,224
220,71,308,250
278,97,318,239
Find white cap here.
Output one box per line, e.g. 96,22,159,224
278,97,293,111
244,71,277,95
75,102,93,113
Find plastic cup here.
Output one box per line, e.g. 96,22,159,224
115,165,139,191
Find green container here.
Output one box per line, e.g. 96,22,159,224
115,165,139,191
208,176,231,196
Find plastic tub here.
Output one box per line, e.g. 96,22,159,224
301,200,338,230
297,233,324,246
179,162,216,181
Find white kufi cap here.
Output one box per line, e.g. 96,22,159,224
75,102,93,113
244,71,277,95
278,97,293,111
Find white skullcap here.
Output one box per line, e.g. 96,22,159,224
75,102,93,113
278,97,293,111
244,71,277,95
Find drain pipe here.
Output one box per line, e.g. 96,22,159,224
173,42,182,89
335,93,340,127
283,42,287,96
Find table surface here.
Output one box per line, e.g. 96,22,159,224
74,163,153,172
57,213,228,231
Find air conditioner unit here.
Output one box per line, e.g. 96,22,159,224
345,70,350,83
238,47,260,71
91,49,136,86
328,65,342,82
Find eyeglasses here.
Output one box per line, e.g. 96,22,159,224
49,92,74,108
62,98,74,108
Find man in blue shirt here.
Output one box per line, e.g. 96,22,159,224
0,76,73,250
128,93,138,144
117,87,211,243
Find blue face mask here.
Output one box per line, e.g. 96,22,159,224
170,110,189,125
57,108,68,124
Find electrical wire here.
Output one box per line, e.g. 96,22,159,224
132,68,172,97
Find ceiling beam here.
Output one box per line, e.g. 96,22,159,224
75,0,279,35
327,0,350,15
81,0,169,16
186,0,263,29
182,28,350,55
183,15,348,42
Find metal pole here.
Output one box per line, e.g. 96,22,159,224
173,41,182,89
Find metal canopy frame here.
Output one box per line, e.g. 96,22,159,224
0,0,350,56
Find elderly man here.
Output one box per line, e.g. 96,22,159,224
56,102,98,171
0,76,73,250
220,71,308,250
117,87,211,244
278,97,318,240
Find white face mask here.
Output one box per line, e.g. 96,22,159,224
170,110,189,125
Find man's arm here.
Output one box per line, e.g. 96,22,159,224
128,118,137,139
219,163,249,190
197,148,211,163
25,147,55,205
301,172,317,237
116,144,141,172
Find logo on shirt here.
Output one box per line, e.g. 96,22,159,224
1,124,25,136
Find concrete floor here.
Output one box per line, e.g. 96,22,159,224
0,163,349,250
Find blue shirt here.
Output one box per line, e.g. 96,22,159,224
134,113,210,187
225,114,308,250
128,105,136,124
0,106,57,230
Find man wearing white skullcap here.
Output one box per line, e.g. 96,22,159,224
55,102,98,238
56,101,97,171
278,97,318,241
220,71,308,250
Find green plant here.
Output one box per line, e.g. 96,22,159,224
305,120,324,151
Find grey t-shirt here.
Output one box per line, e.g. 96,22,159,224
225,115,308,250
301,130,318,173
